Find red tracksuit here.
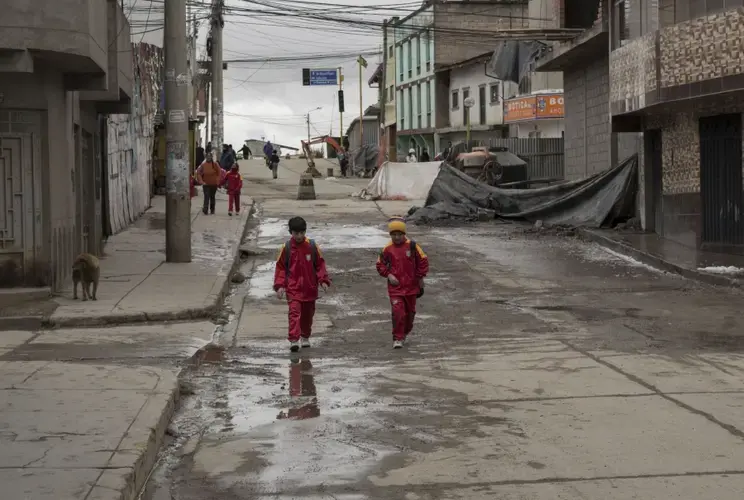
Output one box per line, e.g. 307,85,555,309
273,238,331,342
376,238,429,341
222,170,243,213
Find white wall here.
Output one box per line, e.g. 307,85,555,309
515,119,564,138
448,63,517,128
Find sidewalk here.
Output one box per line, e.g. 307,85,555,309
50,192,253,326
580,228,744,288
0,360,179,500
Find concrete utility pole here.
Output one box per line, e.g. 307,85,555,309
338,66,344,146
357,55,368,149
164,0,192,262
210,0,224,150
191,11,198,120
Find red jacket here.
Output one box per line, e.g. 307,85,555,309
376,238,429,296
222,170,243,194
273,238,331,301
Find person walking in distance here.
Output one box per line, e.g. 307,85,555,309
222,163,243,216
273,217,331,352
196,151,223,215
376,216,429,349
270,149,281,179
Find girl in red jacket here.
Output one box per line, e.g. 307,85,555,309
376,217,429,349
222,163,243,216
274,217,332,352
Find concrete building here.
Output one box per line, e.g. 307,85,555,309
382,19,398,160
534,0,640,182
346,106,381,152
0,0,132,289
435,53,516,146
538,0,744,252
393,0,529,157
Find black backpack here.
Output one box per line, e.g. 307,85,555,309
284,239,318,281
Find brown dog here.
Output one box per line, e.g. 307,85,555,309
72,253,100,301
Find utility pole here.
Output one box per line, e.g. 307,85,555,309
210,0,224,150
164,0,191,262
306,113,311,154
338,66,344,147
357,56,367,149
191,11,198,121
205,82,211,147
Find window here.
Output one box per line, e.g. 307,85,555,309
389,45,393,57
452,90,459,110
612,0,630,48
398,89,404,129
398,46,403,81
462,88,470,126
425,81,431,128
416,36,421,75
388,85,394,101
489,83,501,104
416,84,422,128
659,0,675,28
479,86,486,125
424,30,431,72
408,87,413,130
407,40,412,78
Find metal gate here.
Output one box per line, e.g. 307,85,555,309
0,133,43,286
699,114,744,247
645,129,663,234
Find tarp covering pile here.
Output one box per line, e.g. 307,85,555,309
407,154,638,227
351,144,380,175
354,161,442,200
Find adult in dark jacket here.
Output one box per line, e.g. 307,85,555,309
220,144,235,171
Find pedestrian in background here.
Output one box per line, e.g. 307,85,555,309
270,149,281,179
222,163,243,216
196,151,223,215
376,216,429,349
220,143,235,171
273,217,331,352
406,148,417,163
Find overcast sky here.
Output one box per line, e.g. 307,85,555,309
125,0,413,150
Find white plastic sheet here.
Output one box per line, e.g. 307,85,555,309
354,161,442,200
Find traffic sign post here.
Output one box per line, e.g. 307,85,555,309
302,68,338,86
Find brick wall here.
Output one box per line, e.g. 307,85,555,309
564,54,614,180
434,2,529,68
609,33,657,113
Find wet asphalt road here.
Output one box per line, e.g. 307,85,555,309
142,160,744,499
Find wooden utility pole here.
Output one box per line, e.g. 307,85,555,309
164,0,191,262
210,0,224,149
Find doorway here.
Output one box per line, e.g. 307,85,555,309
699,113,744,248
644,129,663,234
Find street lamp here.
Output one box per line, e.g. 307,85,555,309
306,106,323,159
464,97,475,148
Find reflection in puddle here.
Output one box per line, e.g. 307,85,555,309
277,358,320,421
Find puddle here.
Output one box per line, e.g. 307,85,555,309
258,218,389,250
248,262,277,299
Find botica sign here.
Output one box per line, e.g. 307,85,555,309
503,94,564,123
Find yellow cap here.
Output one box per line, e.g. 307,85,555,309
387,216,407,234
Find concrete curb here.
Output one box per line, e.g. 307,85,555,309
45,200,257,328
578,228,743,289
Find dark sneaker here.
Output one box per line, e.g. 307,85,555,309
289,342,300,352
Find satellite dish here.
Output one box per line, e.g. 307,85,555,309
464,97,475,108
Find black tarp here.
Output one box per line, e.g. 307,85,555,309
488,41,546,84
351,144,379,174
407,154,638,227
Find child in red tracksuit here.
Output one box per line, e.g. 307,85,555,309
274,216,331,352
222,163,243,216
376,216,429,349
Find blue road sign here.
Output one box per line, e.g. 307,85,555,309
302,68,338,86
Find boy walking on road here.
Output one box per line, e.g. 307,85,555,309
376,217,429,349
274,217,332,352
222,163,243,216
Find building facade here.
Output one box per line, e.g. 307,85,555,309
0,0,133,290
435,54,515,146
610,3,744,251
393,0,529,157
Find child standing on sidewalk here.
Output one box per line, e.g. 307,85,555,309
376,217,429,349
274,217,331,352
222,163,243,216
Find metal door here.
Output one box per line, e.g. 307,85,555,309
645,129,663,234
0,133,42,286
479,86,486,125
699,114,744,246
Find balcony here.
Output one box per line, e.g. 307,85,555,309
610,8,744,119
535,20,608,72
80,0,134,113
0,0,110,90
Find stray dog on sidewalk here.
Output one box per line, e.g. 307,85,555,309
72,253,100,301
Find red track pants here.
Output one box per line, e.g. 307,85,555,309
288,300,316,342
390,295,417,341
228,192,240,212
